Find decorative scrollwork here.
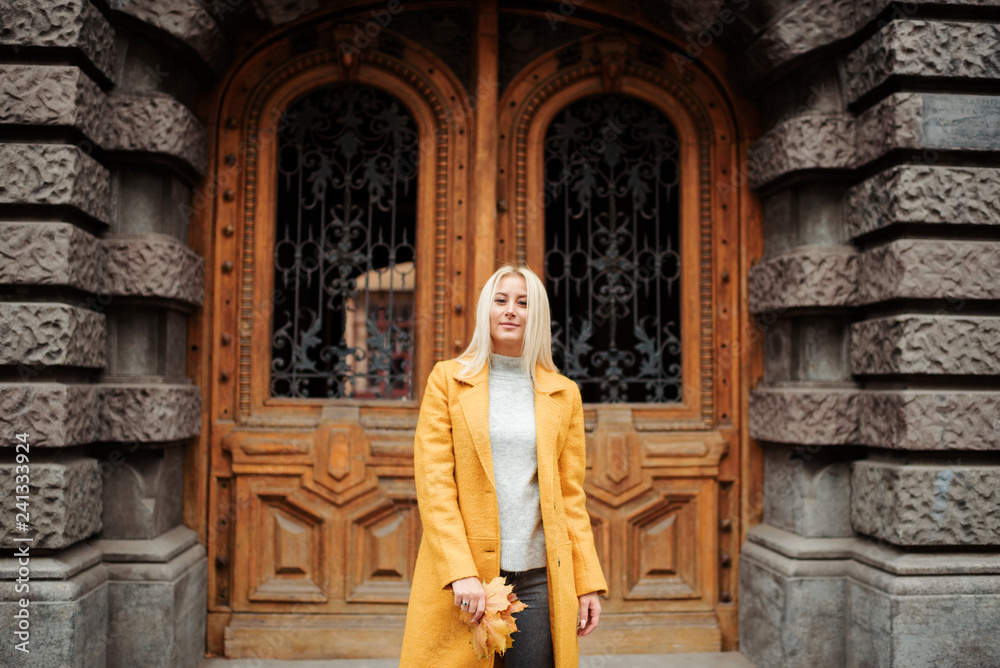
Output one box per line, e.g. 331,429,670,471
545,94,682,403
271,85,418,399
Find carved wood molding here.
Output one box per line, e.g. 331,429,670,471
223,28,468,424
503,34,719,428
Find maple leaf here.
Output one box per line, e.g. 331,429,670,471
460,576,528,659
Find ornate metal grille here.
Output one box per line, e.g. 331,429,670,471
271,85,419,399
544,95,682,403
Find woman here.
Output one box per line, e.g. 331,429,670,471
400,263,607,667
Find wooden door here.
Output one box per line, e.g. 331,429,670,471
196,1,758,659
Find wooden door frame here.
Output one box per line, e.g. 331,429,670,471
185,0,762,656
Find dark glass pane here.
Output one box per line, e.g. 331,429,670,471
544,95,682,403
271,85,418,399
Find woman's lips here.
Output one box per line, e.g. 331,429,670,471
500,323,518,328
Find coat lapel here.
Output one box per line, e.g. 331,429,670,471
453,360,568,496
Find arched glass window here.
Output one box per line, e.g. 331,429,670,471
270,85,419,399
544,95,681,403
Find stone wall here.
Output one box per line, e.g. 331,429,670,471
738,2,1000,667
0,1,211,665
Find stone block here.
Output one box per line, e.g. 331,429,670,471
0,67,207,176
854,92,923,167
742,0,855,85
750,387,859,445
0,0,117,82
106,307,190,379
846,559,1000,668
749,246,857,313
847,21,1000,103
112,0,228,75
104,542,207,668
102,234,204,306
0,384,100,448
857,390,1000,451
763,318,792,384
763,444,854,538
0,64,108,146
0,457,101,550
856,93,1000,168
851,315,1000,376
0,558,109,668
796,316,850,382
852,459,1000,546
924,93,1000,150
747,113,855,190
98,384,201,443
0,144,111,225
857,239,1000,304
739,540,848,668
847,166,1000,238
0,222,103,293
254,0,321,26
114,166,192,240
107,93,207,177
0,303,106,368
101,447,184,539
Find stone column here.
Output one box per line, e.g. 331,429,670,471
738,3,1000,667
0,0,224,665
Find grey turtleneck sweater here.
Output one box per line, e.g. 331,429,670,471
488,352,547,572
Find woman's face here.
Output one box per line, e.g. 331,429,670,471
490,274,528,356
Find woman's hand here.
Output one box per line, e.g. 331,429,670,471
577,592,601,636
451,576,486,622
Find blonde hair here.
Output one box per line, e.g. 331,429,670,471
456,262,557,386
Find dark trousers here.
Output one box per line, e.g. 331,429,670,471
499,567,555,668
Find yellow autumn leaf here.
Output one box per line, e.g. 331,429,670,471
460,576,528,659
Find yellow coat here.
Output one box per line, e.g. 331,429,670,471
400,358,608,667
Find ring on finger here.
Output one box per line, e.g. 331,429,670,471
461,601,469,608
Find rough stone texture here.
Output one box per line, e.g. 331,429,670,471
113,0,228,75
102,234,205,305
104,544,207,668
739,542,848,668
0,0,117,82
107,93,207,177
0,457,101,550
98,384,202,442
252,0,321,26
847,165,1000,238
0,302,106,368
0,143,111,224
854,92,924,166
748,240,1000,312
858,390,1000,451
851,315,1000,376
847,20,1000,103
852,460,1000,546
749,246,857,313
0,64,108,145
0,222,103,292
101,447,184,539
747,113,855,190
0,70,206,175
764,445,855,538
743,0,856,85
858,239,1000,304
0,384,100,448
750,387,859,445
